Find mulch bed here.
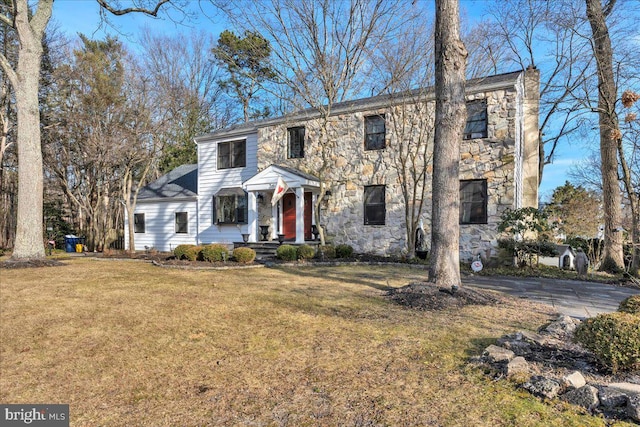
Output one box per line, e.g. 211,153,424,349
385,281,506,311
0,259,66,269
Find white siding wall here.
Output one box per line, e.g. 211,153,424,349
197,132,259,245
125,199,198,252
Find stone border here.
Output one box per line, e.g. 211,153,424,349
475,315,640,423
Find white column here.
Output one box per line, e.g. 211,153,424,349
247,192,257,243
271,199,278,240
295,187,305,243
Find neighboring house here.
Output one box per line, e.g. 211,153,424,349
126,69,540,260
539,244,576,269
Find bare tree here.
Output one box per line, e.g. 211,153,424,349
429,0,467,292
0,0,182,260
227,0,406,245
585,0,625,271
371,18,436,258
483,0,595,185
139,29,231,174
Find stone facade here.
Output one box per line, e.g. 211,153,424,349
255,70,539,259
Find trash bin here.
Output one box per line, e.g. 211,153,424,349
64,235,80,253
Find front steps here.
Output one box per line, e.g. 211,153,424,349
234,241,319,260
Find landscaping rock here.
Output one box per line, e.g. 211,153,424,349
506,356,529,376
522,376,561,399
561,385,599,410
561,371,586,390
483,345,515,363
608,382,640,396
496,334,533,356
519,330,562,348
627,394,640,422
598,387,628,409
542,315,580,338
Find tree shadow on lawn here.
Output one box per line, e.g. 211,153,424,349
272,265,426,292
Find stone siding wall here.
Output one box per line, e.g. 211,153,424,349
256,80,534,260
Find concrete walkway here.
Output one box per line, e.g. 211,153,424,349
463,275,639,319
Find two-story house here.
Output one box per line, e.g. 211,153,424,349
126,69,540,261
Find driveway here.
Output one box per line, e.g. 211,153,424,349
463,275,639,318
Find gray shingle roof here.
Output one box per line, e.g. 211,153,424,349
195,70,525,142
137,164,198,200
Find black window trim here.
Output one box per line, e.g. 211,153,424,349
134,213,145,234
364,114,386,151
364,184,386,226
217,139,247,170
175,211,189,234
463,99,488,140
287,126,305,159
459,179,488,225
213,192,249,225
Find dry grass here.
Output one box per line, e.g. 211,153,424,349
0,259,631,426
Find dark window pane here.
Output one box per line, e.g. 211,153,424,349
217,142,230,169
134,213,145,233
463,100,487,139
215,193,248,224
218,140,246,169
175,212,188,233
364,185,385,225
365,115,386,150
288,127,305,158
233,140,246,167
459,180,487,224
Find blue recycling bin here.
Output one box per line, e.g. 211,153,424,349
64,235,80,252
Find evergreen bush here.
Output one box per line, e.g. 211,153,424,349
174,244,195,260
335,244,354,259
618,295,640,315
276,244,297,261
201,244,228,262
316,245,336,259
297,244,316,260
232,247,256,264
574,312,640,373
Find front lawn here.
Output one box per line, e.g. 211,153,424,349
0,259,629,426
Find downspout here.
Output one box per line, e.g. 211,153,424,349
514,72,525,210
194,138,200,246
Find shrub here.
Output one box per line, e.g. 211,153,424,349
276,244,297,261
201,244,228,262
297,244,316,260
185,245,204,261
233,247,256,264
174,244,196,260
574,312,640,373
619,295,640,315
316,245,336,259
335,244,354,259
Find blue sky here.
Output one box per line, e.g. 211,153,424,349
50,0,583,199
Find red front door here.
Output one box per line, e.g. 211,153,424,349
283,192,313,240
283,193,296,240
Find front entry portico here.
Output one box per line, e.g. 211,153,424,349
243,165,320,244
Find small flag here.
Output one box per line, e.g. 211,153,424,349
271,176,289,206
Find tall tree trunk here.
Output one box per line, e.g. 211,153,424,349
585,0,625,271
10,1,52,259
429,0,467,292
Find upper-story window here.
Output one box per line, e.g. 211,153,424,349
218,140,246,169
134,213,145,233
364,185,386,225
364,114,386,150
459,179,488,224
288,126,305,159
463,100,488,140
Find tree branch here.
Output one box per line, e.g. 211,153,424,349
96,0,171,17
